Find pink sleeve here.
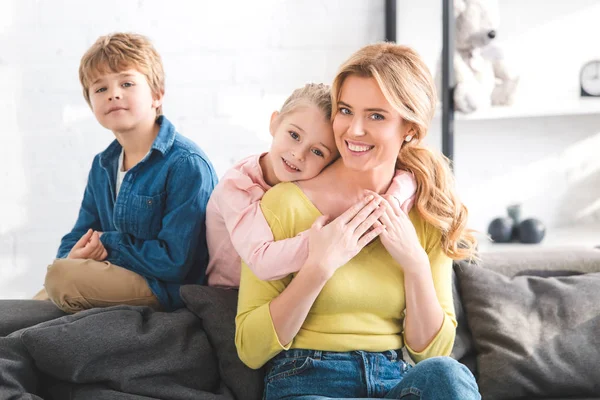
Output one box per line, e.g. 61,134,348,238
219,171,309,281
386,169,417,213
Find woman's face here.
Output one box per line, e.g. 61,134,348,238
332,75,411,173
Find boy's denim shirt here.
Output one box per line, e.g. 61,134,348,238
57,116,218,310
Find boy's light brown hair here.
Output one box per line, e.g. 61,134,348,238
79,32,165,116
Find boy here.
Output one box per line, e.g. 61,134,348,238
38,33,217,313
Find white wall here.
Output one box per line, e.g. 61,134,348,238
398,0,600,232
2,0,599,299
0,0,384,298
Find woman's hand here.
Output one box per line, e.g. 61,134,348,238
369,191,429,275
305,195,386,280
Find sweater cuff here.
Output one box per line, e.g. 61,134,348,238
269,303,294,352
405,313,456,363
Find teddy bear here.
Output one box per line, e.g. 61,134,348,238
439,0,519,113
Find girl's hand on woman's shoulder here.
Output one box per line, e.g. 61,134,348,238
305,195,386,281
367,191,429,275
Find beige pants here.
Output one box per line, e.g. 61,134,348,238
37,258,160,314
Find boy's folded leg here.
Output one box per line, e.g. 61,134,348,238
32,288,50,301
44,258,161,314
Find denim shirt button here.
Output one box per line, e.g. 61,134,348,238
147,200,152,205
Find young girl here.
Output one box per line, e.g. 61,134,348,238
205,83,416,288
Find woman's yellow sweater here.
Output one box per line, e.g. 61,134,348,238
235,183,456,369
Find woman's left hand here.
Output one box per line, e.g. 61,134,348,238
367,191,429,275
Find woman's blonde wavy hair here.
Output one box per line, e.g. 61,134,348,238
331,43,477,260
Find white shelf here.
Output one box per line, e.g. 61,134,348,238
478,223,600,253
434,98,600,121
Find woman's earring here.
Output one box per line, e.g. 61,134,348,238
405,135,413,143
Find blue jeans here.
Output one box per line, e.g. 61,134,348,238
263,349,480,399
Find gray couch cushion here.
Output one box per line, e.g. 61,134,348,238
451,269,478,382
456,263,600,400
451,248,600,365
0,300,66,336
181,285,263,400
0,305,229,399
451,268,475,368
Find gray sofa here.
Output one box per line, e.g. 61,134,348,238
452,247,600,400
1,247,599,400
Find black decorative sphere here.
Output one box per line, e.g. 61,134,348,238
511,225,520,242
517,218,546,244
488,217,514,243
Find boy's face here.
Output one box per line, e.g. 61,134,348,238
268,105,339,183
88,68,162,134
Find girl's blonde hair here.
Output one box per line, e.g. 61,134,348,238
277,83,332,122
332,43,477,260
79,32,165,116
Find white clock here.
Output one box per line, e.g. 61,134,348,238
581,60,600,97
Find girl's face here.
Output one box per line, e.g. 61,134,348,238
332,75,412,173
268,104,338,183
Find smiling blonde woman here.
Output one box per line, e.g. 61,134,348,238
235,42,480,400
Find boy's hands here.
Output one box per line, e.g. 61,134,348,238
67,229,108,261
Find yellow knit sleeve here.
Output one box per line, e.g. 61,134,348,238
405,219,457,363
235,263,293,369
234,192,294,369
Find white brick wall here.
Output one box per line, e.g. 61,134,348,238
2,0,598,299
0,0,384,298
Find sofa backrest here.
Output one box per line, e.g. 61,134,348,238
468,246,600,277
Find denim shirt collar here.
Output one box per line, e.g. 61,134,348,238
99,115,176,169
